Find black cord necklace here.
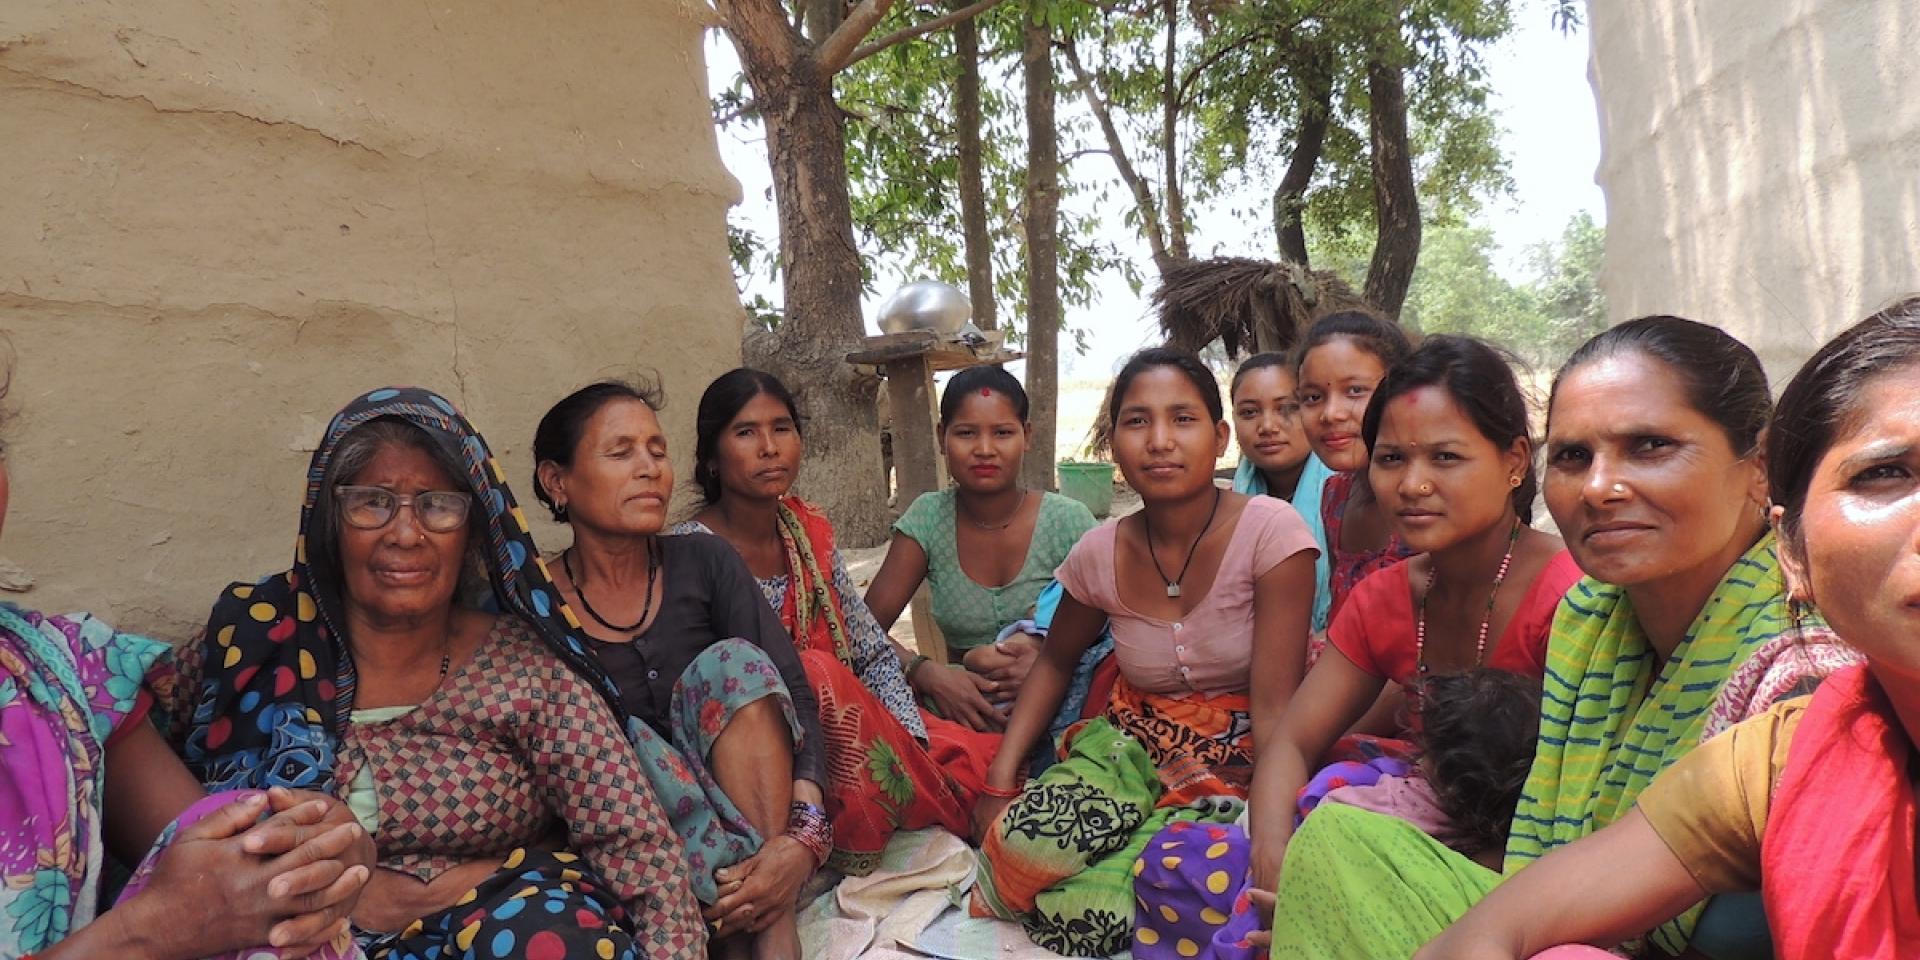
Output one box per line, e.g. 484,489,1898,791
1141,486,1222,598
563,538,659,634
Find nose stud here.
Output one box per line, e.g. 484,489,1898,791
1612,483,1627,495
1416,482,1434,497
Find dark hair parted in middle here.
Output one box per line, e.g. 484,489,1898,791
1550,316,1772,458
1229,351,1293,396
1362,335,1539,523
1418,668,1543,862
1108,346,1223,425
693,367,802,505
1294,310,1413,372
941,365,1029,425
1768,295,1920,561
530,378,665,522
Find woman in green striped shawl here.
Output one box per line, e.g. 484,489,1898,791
1265,317,1824,960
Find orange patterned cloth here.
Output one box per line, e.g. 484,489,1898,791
1103,675,1255,808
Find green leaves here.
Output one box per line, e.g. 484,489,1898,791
1313,211,1605,365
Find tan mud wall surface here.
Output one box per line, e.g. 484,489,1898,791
1587,0,1920,380
0,1,745,638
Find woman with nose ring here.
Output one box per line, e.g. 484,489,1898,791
672,369,1000,882
1264,317,1852,959
1413,298,1920,960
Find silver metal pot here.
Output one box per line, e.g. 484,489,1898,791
876,280,971,335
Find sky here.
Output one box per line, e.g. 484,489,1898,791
706,7,1604,382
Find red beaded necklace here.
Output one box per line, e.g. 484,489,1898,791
1415,520,1523,676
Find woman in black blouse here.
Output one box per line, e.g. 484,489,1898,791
532,380,824,960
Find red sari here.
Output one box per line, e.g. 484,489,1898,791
775,496,1000,874
1760,664,1920,957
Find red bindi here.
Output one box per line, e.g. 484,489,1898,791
980,387,993,397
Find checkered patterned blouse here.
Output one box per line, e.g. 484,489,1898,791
335,615,704,956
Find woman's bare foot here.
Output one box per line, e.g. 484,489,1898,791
751,910,801,960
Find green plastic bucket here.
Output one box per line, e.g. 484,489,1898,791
1057,460,1116,518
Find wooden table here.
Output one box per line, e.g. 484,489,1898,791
848,329,1024,663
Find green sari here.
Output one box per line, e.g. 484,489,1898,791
1270,534,1792,959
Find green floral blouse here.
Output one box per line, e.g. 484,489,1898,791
893,489,1098,652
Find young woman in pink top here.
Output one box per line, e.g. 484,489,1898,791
967,347,1319,957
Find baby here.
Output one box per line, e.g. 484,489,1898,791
1134,669,1541,959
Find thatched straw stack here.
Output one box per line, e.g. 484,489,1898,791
1078,257,1375,457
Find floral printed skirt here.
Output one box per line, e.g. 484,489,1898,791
796,648,999,876
972,678,1254,958
622,638,804,904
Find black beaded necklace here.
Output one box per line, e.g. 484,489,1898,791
563,537,659,634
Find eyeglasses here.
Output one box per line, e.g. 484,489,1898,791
334,485,472,533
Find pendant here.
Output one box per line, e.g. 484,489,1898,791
1166,583,1181,598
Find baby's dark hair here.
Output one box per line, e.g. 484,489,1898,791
1417,669,1542,861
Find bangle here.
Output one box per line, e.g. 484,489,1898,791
906,653,931,680
786,800,832,867
979,781,1022,800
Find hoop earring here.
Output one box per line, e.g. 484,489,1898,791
553,502,570,523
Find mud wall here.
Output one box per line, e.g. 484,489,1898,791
0,1,745,636
1587,0,1920,379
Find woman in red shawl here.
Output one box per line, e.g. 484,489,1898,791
1415,299,1920,960
675,369,1001,877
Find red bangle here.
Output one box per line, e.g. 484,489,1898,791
979,781,1022,799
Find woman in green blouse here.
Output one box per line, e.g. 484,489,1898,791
866,366,1099,732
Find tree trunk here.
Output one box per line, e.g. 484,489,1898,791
1362,44,1420,320
736,48,891,543
1273,44,1332,267
1161,0,1189,261
1021,4,1060,490
954,13,996,330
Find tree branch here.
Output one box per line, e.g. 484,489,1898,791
1161,0,1188,261
720,0,806,84
816,0,899,73
844,0,1015,68
1063,39,1173,273
1173,26,1280,111
1273,42,1333,266
1061,148,1111,165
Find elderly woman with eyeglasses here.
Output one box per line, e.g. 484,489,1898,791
154,388,705,960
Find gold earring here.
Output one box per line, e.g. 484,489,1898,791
1509,476,1522,488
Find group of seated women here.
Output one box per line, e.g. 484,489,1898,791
4,295,1917,960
